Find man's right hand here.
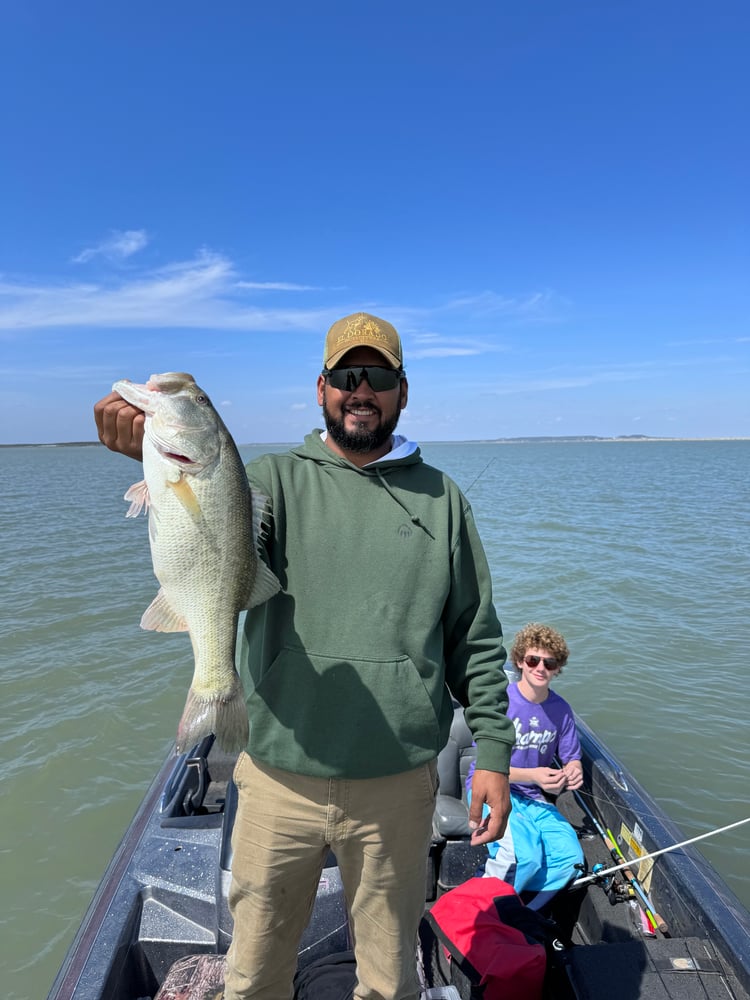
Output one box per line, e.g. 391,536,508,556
94,392,145,460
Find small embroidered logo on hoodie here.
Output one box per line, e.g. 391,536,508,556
398,524,413,539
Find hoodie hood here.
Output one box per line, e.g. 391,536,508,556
290,430,431,535
290,429,423,473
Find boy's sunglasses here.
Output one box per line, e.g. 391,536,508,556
322,365,405,393
523,655,559,670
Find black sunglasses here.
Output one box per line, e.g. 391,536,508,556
523,655,559,670
322,365,405,393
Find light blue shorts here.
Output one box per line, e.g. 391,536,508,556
472,789,584,896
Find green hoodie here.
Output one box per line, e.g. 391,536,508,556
239,430,513,779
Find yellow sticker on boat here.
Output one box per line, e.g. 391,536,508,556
620,821,645,858
619,822,654,892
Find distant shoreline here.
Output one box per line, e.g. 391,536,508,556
2,435,750,449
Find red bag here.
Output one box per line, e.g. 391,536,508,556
424,878,550,1000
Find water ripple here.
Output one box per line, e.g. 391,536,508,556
2,441,749,1000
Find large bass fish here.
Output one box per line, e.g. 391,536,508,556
112,371,280,753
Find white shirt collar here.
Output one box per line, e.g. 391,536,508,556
319,430,418,465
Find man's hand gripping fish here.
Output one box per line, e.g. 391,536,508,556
112,372,281,753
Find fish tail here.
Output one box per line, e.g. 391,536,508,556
175,675,249,754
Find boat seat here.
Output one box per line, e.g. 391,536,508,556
428,702,488,898
434,702,475,837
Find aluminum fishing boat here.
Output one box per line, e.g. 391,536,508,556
46,707,750,1000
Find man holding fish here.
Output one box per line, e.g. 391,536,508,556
94,312,514,1000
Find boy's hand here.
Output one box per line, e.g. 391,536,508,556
533,767,569,794
561,759,583,791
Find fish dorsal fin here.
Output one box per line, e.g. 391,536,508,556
167,475,202,520
140,588,189,632
251,490,271,542
124,480,150,517
247,489,282,608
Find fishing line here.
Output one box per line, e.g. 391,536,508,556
573,784,684,831
463,457,496,496
574,783,743,844
572,787,667,933
564,772,694,842
572,816,750,887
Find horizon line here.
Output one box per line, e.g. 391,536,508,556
3,434,750,449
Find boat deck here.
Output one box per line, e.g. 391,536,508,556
46,731,750,1000
555,792,748,999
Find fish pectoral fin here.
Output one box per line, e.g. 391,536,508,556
140,588,189,632
124,480,150,517
167,475,202,520
246,559,282,609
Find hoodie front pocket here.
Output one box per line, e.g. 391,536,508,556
248,647,443,777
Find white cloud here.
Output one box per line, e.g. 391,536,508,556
439,289,562,320
235,281,321,292
667,335,750,347
408,330,511,360
0,251,335,332
480,366,659,397
411,344,485,359
72,229,150,264
0,248,559,350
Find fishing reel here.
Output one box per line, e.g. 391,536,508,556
582,863,630,906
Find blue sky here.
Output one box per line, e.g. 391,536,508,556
1,1,747,445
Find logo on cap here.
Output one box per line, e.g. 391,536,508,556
334,314,391,349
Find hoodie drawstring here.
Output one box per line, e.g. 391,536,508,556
375,468,435,539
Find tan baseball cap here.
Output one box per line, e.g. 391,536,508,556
323,312,403,370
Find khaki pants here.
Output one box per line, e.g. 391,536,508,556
223,753,438,1000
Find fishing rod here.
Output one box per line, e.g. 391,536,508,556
463,458,496,496
572,815,750,888
573,789,667,934
602,824,668,933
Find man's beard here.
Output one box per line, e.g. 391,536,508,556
322,390,401,454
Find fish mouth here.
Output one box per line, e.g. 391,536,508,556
112,379,158,415
153,441,200,466
147,431,199,466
